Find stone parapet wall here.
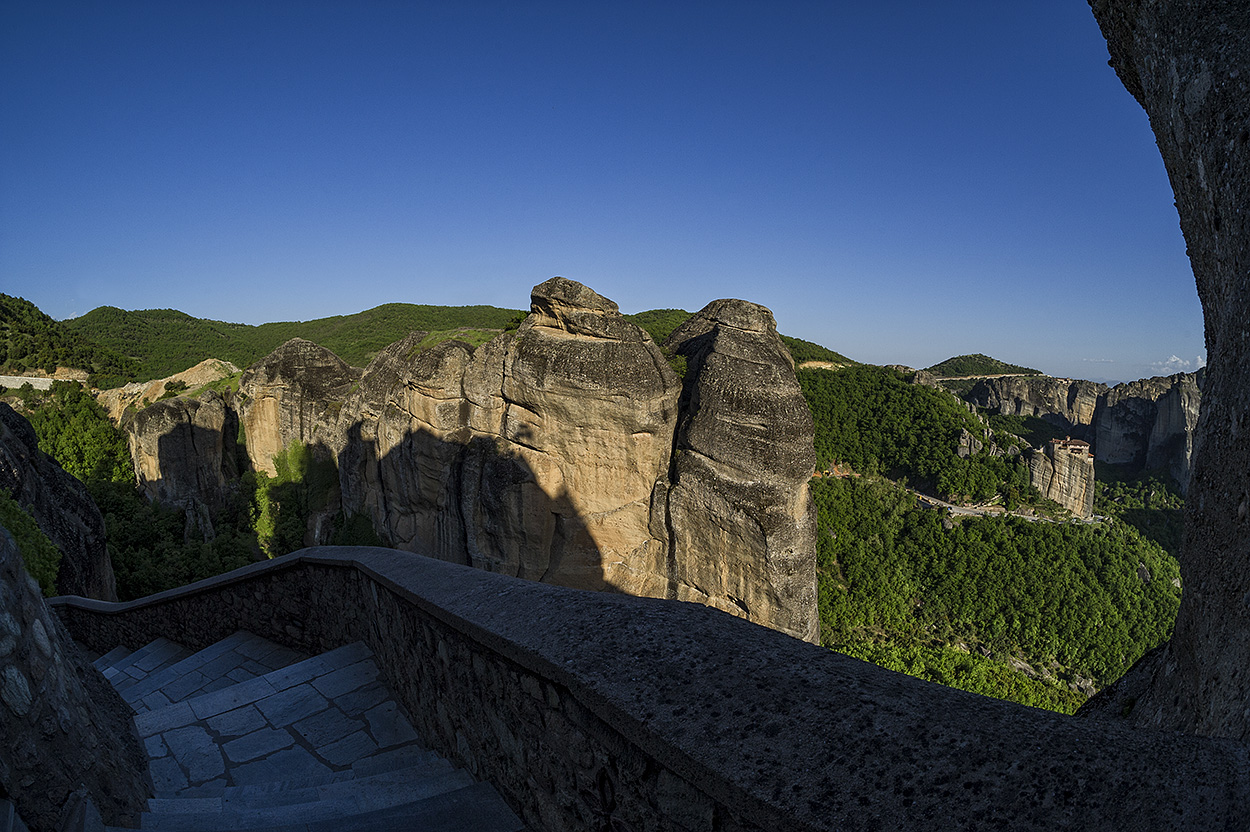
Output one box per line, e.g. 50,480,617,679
52,546,1250,830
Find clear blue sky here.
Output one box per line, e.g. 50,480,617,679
1,1,1204,383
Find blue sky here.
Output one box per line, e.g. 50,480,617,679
1,1,1204,383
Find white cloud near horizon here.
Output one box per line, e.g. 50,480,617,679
1150,354,1207,374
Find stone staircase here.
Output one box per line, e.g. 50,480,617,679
90,632,525,831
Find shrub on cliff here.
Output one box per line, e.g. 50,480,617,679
0,489,60,596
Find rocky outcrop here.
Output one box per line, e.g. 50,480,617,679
968,376,1105,433
122,392,239,509
0,524,149,830
109,281,817,641
96,359,240,424
662,300,818,642
236,339,361,476
1096,371,1202,491
329,279,817,641
0,404,116,601
1027,439,1095,518
1081,0,1250,741
969,372,1202,491
335,280,683,595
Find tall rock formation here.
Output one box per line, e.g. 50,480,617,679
1095,371,1202,490
330,278,817,641
662,301,819,642
0,524,149,830
969,371,1202,492
0,404,116,601
122,391,239,508
1082,0,1250,741
113,280,818,641
1027,439,1095,518
236,338,361,476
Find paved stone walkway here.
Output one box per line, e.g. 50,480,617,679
93,632,524,831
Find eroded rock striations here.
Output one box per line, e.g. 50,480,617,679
236,338,361,476
662,300,818,642
0,524,149,831
969,376,1106,431
123,279,818,641
123,391,239,509
1081,0,1250,741
331,279,816,640
1096,371,1202,489
970,371,1202,492
0,404,116,601
1027,439,1095,518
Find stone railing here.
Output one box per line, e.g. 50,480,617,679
52,546,1250,831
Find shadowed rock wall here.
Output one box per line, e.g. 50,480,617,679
0,525,149,831
328,278,818,641
1083,0,1250,740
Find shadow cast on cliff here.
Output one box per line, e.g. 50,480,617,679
335,419,615,592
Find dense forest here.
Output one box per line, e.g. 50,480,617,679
798,364,1183,712
798,365,1033,506
63,304,525,381
0,294,138,387
925,353,1042,378
6,295,857,388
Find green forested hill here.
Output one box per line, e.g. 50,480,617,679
925,353,1042,377
64,303,525,380
0,295,138,387
812,475,1179,712
798,364,1030,504
60,302,856,383
798,363,1181,713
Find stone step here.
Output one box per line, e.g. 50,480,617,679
105,638,195,695
150,746,452,805
92,644,132,672
123,631,308,715
110,782,525,832
139,767,476,830
136,643,425,796
109,636,525,832
148,755,459,813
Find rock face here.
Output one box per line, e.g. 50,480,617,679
122,392,239,508
112,280,818,641
0,524,149,830
1081,0,1250,741
331,279,816,640
1096,372,1202,490
0,404,116,601
96,359,240,424
969,372,1202,492
662,301,818,642
236,339,361,476
1027,439,1095,518
968,376,1106,432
